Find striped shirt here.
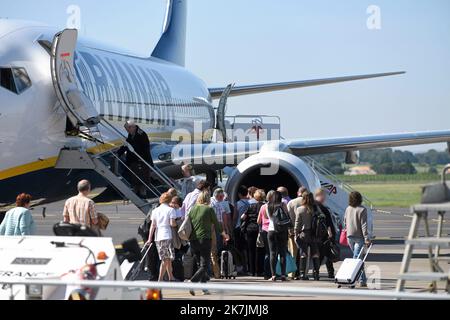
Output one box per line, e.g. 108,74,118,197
63,194,97,227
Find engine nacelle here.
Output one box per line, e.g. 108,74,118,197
225,151,321,204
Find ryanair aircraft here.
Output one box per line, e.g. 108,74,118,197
1,0,450,211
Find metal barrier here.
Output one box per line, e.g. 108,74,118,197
1,278,449,300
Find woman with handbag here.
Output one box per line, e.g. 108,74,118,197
187,191,230,295
294,192,321,281
241,189,265,277
148,192,178,282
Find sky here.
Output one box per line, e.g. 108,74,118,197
2,0,450,152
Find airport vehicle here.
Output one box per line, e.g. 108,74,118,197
1,0,450,223
0,235,146,300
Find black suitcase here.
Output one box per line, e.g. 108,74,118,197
144,242,160,281
172,258,185,281
183,247,197,280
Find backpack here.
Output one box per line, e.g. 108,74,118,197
241,202,262,234
311,205,329,240
271,206,291,233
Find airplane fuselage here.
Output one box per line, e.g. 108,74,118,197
0,20,213,204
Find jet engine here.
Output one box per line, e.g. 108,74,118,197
225,151,321,204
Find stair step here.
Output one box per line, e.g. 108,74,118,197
398,272,449,281
406,238,450,247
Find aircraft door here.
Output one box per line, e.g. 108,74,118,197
50,29,99,128
215,83,234,142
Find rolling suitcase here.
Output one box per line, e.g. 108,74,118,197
183,247,196,280
335,244,372,288
172,257,185,281
128,243,154,281
220,250,237,279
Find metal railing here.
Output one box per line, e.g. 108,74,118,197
1,278,449,300
99,150,163,200
99,118,178,191
303,156,375,209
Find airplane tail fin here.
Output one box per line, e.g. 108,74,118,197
151,0,187,66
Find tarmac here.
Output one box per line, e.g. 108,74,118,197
29,201,450,300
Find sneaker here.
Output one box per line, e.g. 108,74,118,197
189,290,195,296
359,283,368,288
202,290,211,295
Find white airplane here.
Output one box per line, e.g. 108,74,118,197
1,0,450,215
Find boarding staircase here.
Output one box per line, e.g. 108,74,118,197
50,28,178,215
55,119,179,215
302,156,375,237
396,166,450,293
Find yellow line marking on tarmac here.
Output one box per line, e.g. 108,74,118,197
115,241,144,250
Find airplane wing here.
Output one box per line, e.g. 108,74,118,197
285,130,450,156
208,72,405,99
170,129,450,165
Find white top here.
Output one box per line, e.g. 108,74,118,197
268,212,275,232
181,188,201,216
210,198,231,224
178,176,200,198
174,208,183,219
151,203,177,241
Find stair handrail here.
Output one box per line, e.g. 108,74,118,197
303,156,375,209
99,150,163,200
99,118,178,191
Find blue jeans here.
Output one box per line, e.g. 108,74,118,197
347,236,367,284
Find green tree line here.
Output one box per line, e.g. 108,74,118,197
308,149,450,175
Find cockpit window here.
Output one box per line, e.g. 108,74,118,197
0,67,32,94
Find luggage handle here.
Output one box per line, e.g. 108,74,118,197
356,243,373,262
139,243,152,264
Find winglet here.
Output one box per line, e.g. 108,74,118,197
151,0,187,66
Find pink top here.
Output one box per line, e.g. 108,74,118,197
258,204,270,232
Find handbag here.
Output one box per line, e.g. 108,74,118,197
178,215,192,241
325,239,341,263
171,226,182,249
97,212,110,230
256,232,264,248
339,228,348,246
276,251,297,276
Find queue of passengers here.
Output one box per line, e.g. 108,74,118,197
142,177,371,289
0,174,371,288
